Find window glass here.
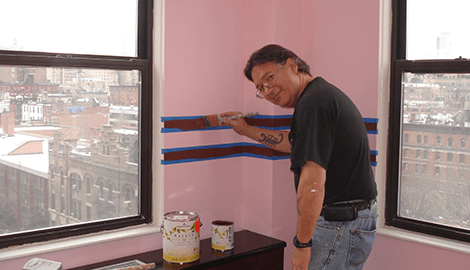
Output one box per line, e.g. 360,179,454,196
0,0,152,250
400,72,470,230
407,0,470,60
0,0,138,56
0,65,141,235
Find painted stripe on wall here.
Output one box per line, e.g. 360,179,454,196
161,115,378,166
162,142,378,166
162,115,378,134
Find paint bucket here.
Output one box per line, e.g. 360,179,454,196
211,220,234,251
161,211,202,264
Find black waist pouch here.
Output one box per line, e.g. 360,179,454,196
322,204,358,221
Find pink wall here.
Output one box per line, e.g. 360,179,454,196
3,0,470,269
163,0,248,239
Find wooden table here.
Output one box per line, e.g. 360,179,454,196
67,230,286,270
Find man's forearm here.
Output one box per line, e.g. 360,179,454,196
242,126,291,153
295,161,326,243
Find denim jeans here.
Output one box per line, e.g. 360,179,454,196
308,202,378,270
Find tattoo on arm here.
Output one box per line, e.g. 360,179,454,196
259,133,283,148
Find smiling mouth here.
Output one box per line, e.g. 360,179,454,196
271,90,281,102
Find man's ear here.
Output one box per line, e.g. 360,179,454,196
286,58,299,73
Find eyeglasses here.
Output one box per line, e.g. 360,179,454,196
255,65,282,99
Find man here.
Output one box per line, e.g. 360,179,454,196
222,44,377,270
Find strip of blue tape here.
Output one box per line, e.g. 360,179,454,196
162,142,378,166
161,114,292,122
363,118,379,123
161,153,289,165
162,142,260,153
161,126,290,133
161,115,378,133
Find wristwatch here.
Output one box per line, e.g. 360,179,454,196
293,236,313,248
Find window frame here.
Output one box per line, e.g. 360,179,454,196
387,0,470,242
0,0,154,249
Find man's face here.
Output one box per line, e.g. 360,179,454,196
251,59,301,108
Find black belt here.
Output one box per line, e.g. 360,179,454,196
320,199,376,221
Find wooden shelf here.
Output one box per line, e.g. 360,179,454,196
67,230,286,270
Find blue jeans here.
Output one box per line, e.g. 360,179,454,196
308,202,378,270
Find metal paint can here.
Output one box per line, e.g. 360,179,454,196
211,220,234,251
161,211,201,264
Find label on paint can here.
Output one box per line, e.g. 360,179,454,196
162,211,201,264
211,220,234,251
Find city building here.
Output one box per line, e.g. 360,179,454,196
48,125,138,226
0,127,51,233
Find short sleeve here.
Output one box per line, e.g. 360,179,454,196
290,104,336,172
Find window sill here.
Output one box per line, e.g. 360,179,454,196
377,226,470,255
0,222,160,262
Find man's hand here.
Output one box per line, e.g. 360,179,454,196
220,111,291,153
291,247,311,270
219,111,249,136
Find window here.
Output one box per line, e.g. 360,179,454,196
0,0,153,249
85,176,92,194
388,0,470,242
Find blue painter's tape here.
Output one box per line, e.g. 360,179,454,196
161,153,290,165
363,118,379,123
249,114,292,119
161,125,290,133
243,153,290,160
162,143,378,165
160,114,293,122
161,126,231,133
162,115,377,122
161,153,244,165
161,115,206,121
162,142,267,154
161,153,376,165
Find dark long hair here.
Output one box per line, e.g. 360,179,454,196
244,44,311,81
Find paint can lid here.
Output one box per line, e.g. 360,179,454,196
164,211,199,222
212,220,234,226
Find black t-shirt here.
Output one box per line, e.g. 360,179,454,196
289,77,377,205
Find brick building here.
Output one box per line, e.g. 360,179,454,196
48,125,138,226
0,132,50,233
401,123,470,227
109,85,139,107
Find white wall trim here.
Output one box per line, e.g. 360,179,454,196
0,224,160,262
378,226,470,255
376,0,392,229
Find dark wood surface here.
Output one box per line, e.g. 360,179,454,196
67,230,286,270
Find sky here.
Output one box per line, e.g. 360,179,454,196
0,0,137,56
407,0,470,60
2,0,469,60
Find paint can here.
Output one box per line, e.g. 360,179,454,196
161,211,201,264
211,220,234,251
